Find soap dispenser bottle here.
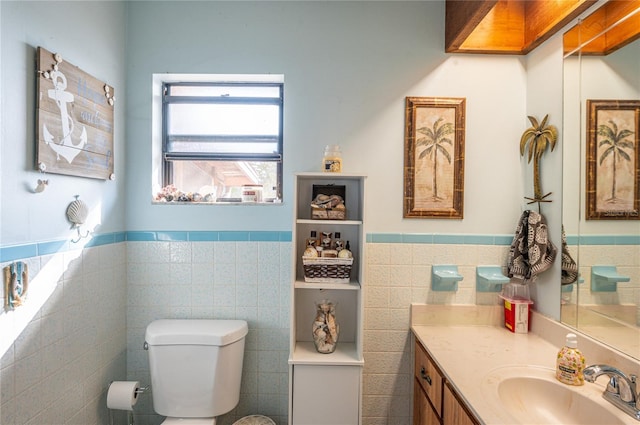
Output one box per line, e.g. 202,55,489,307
556,333,586,385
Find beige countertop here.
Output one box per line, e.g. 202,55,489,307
410,304,639,424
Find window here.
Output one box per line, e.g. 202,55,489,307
161,79,283,202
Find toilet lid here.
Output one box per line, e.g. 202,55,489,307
162,418,215,425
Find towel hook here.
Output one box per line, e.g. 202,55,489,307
66,195,90,243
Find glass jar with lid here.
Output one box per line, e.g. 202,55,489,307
323,145,342,172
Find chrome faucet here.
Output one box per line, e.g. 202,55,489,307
583,364,640,421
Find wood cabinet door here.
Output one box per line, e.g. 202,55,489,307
414,341,443,417
413,380,441,425
443,383,476,425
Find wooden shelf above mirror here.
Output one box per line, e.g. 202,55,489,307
563,0,640,56
446,0,597,54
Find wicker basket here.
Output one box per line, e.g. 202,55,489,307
311,207,346,220
303,257,354,283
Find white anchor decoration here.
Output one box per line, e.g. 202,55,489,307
42,57,87,164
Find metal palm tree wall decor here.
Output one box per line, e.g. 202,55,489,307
519,114,558,209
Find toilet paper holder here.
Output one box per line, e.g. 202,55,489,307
135,385,149,395
108,381,150,395
107,381,150,411
107,382,150,425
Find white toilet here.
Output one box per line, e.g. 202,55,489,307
145,319,249,425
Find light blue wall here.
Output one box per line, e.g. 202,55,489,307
0,1,127,246
124,1,529,237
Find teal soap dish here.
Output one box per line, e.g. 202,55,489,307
431,265,463,292
476,266,510,293
591,266,629,292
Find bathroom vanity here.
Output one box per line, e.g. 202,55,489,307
411,304,639,425
414,339,477,425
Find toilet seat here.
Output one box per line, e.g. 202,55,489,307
161,418,215,425
233,415,276,425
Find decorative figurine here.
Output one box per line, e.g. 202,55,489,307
312,299,339,354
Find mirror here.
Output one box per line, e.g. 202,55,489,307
562,1,640,360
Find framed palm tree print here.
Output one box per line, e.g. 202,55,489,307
586,99,639,220
404,97,465,218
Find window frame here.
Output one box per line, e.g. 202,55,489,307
161,80,284,201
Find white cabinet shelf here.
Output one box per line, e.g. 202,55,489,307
289,172,366,425
296,219,363,226
293,280,360,290
290,341,364,366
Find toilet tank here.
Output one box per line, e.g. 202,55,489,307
145,319,248,418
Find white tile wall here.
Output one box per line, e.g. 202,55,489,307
124,240,507,425
573,244,640,324
1,243,127,425
361,242,509,425
11,239,628,425
126,241,290,425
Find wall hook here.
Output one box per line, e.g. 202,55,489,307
71,227,90,243
32,163,49,193
34,179,49,193
66,195,90,243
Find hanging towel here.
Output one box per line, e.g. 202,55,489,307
3,261,29,309
561,226,578,285
507,210,557,282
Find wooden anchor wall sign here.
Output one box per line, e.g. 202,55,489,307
36,47,115,180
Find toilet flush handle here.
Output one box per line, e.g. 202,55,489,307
143,341,148,350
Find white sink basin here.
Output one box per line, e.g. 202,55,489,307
481,365,628,424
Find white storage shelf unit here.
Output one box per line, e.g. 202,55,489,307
289,172,366,425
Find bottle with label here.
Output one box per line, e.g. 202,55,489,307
303,231,319,258
323,145,342,173
306,231,318,248
321,231,332,248
556,333,585,385
333,232,344,252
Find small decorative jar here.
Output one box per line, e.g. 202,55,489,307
312,299,339,354
322,145,342,172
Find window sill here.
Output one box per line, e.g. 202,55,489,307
151,200,282,206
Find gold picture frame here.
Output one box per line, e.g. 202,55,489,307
404,97,465,218
586,99,639,220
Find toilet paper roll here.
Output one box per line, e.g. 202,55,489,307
107,381,140,411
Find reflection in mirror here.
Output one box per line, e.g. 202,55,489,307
562,1,640,361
